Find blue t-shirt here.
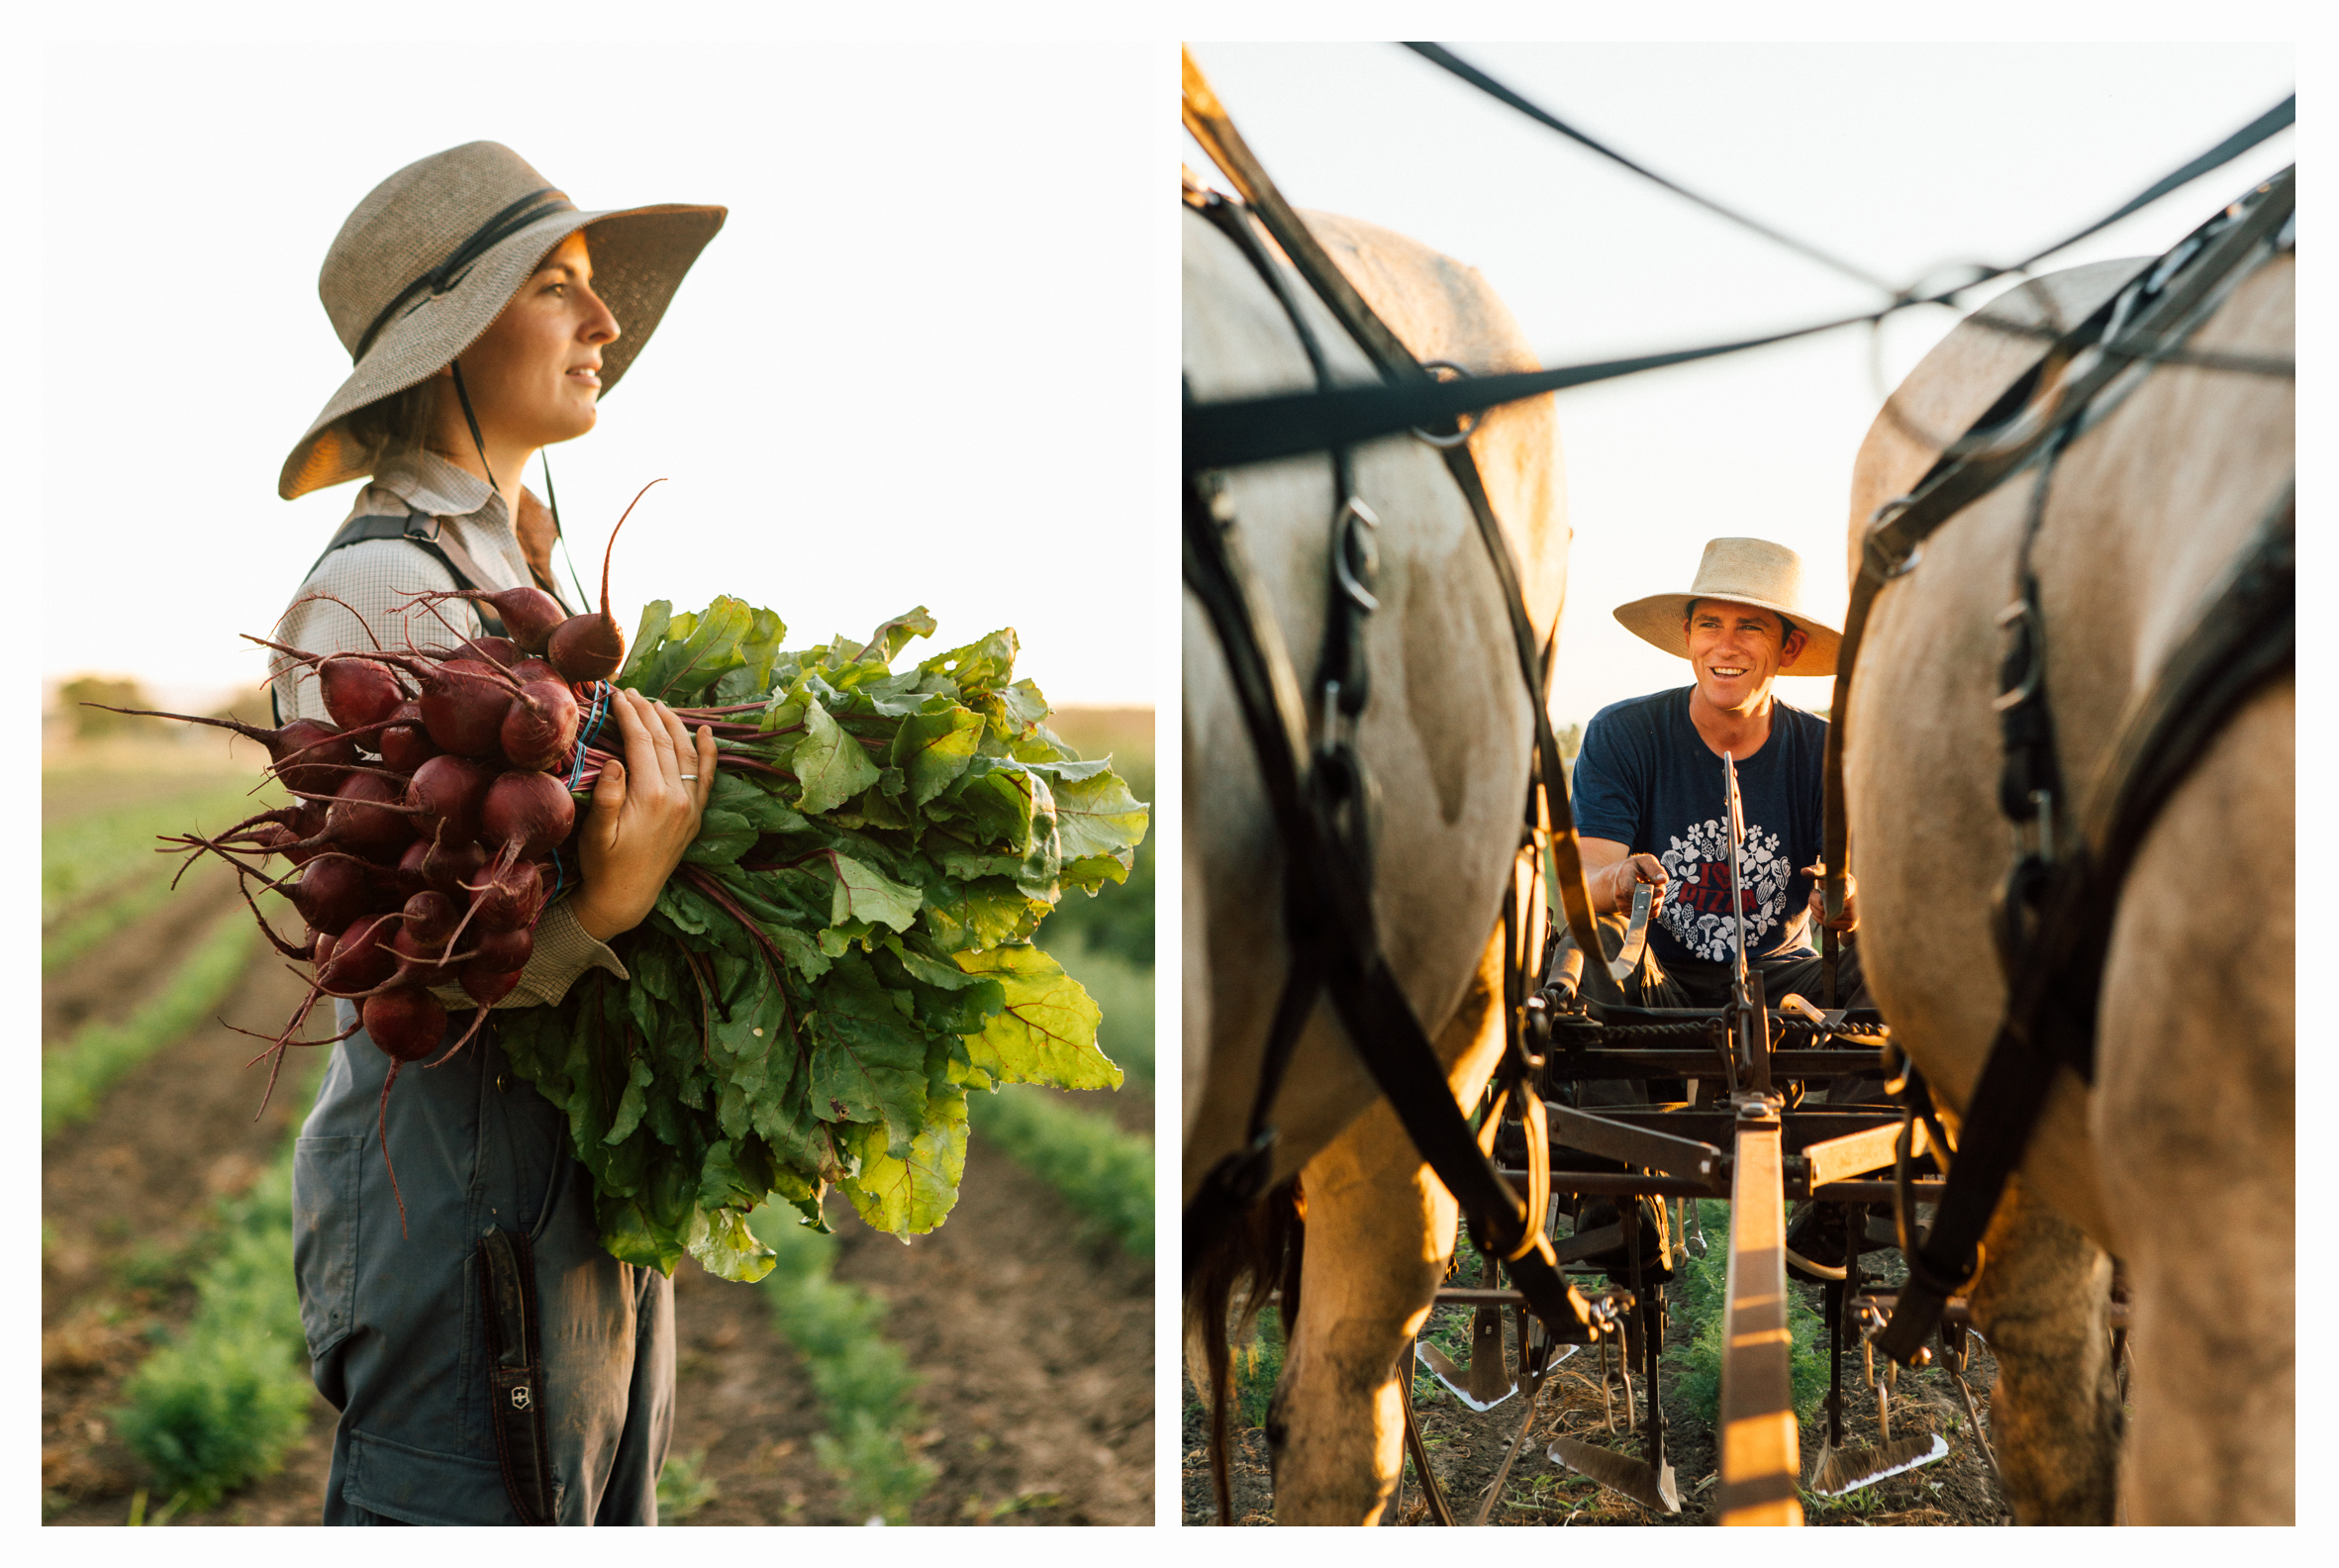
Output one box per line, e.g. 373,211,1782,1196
1571,687,1826,967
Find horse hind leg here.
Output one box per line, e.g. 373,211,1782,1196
1965,1174,2121,1523
1268,930,1509,1524
2095,685,2293,1524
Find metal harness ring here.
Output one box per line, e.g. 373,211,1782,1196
1411,359,1483,447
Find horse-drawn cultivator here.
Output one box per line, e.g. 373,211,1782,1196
1419,947,1932,1520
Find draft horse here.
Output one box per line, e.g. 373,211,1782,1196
1841,189,2292,1523
1182,187,1571,1523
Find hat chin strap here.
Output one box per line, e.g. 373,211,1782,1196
448,357,499,496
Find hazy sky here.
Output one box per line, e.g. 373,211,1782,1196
1184,41,2293,726
39,41,1156,712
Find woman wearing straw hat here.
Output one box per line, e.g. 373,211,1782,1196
1563,537,1868,1011
272,142,724,1524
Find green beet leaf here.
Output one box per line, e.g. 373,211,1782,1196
841,1089,968,1237
826,852,922,932
792,696,883,815
953,944,1120,1091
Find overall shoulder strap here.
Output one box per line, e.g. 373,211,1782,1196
306,507,510,629
275,509,510,727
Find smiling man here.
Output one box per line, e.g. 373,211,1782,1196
1563,537,1868,1012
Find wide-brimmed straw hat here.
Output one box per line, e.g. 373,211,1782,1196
280,141,726,499
1612,537,1843,677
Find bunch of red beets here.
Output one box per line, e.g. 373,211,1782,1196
115,494,661,1225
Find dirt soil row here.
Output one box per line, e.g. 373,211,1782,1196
45,853,1153,1525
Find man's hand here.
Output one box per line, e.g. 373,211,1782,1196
1592,850,1669,917
1803,860,1858,934
573,688,718,942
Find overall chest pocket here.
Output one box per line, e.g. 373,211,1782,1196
291,1133,369,1361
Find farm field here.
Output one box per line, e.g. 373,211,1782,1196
43,708,1156,1527
1184,1202,2019,1526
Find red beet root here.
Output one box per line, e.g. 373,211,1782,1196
481,769,577,864
471,925,535,972
81,705,360,795
285,854,378,937
320,912,400,994
411,585,567,656
463,858,545,933
401,890,460,948
460,961,529,1009
500,679,581,772
378,701,441,773
407,833,486,899
325,769,421,859
406,754,490,846
418,658,516,758
360,986,449,1237
318,654,408,732
546,478,660,684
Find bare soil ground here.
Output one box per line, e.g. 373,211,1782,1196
1183,1264,2014,1526
671,1086,1154,1526
44,776,1154,1527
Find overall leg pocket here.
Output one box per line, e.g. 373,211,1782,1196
293,1133,369,1364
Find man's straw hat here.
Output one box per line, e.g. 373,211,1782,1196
1612,537,1843,677
280,141,726,499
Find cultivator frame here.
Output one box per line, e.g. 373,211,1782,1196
1403,973,1972,1525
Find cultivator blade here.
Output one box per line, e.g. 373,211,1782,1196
1467,1305,1512,1406
1549,1435,1681,1515
1415,1336,1515,1412
1808,1431,1949,1497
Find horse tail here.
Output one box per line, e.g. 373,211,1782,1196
1185,1174,1307,1524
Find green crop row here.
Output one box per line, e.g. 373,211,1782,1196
44,910,258,1141
968,1086,1154,1258
1669,1199,1830,1424
1067,940,1154,1087
113,1060,327,1515
43,778,272,931
45,871,202,976
751,1203,936,1523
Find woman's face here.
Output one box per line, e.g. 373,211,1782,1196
445,229,620,451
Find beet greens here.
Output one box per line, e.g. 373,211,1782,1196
491,597,1146,1281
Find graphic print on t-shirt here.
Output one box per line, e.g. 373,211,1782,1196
1657,818,1788,962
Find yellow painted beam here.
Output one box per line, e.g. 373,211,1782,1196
1717,1103,1802,1524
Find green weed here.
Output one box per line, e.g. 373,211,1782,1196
1669,1200,1829,1425
1233,1307,1287,1429
657,1446,721,1520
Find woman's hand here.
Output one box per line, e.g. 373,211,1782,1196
572,687,717,942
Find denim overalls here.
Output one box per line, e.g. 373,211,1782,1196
292,1002,673,1524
